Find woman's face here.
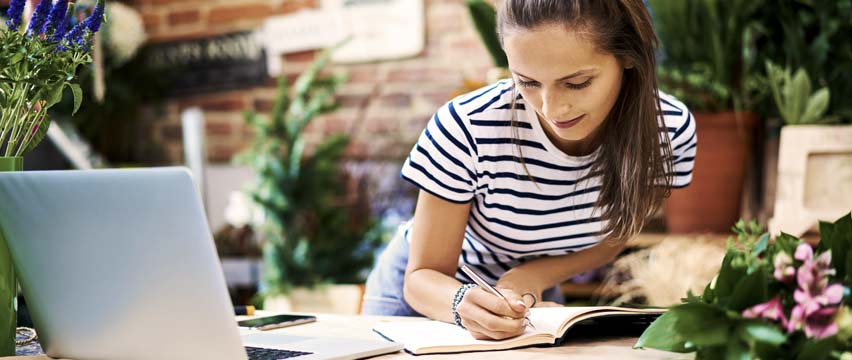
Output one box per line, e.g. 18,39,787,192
503,23,626,155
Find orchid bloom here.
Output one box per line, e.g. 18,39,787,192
774,251,796,283
743,296,788,328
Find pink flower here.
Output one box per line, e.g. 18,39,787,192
784,243,844,339
743,296,788,328
788,305,839,339
774,252,796,283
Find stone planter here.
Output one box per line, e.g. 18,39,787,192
769,125,852,236
263,284,365,315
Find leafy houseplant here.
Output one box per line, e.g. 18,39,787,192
236,46,383,299
635,213,852,359
650,0,762,234
0,0,105,355
764,62,837,126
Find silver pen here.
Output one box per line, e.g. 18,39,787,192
460,265,535,329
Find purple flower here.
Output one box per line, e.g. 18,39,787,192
63,22,87,46
5,0,25,32
743,296,788,328
774,252,796,283
84,0,106,33
50,3,75,43
26,0,53,36
784,243,845,339
42,0,68,35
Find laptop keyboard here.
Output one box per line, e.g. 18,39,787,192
245,346,313,359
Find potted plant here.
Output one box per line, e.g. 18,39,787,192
635,212,852,359
0,0,105,354
235,45,384,314
749,0,852,238
650,0,764,233
763,62,851,237
450,0,508,98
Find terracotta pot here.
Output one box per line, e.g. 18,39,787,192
665,112,758,233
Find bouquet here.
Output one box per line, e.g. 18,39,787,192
636,213,852,359
0,0,106,158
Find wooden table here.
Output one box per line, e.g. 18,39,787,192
3,313,692,359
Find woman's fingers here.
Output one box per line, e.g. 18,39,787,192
537,301,562,308
465,288,527,318
457,290,527,339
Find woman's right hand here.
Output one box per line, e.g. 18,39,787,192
455,287,529,340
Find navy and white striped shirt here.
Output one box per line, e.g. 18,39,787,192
400,80,697,284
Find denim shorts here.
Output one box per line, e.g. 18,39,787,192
361,224,565,316
361,224,421,316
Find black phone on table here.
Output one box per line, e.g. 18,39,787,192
237,314,317,331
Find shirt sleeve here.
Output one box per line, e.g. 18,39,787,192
668,110,697,188
400,101,478,203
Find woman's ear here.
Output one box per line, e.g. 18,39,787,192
622,59,635,69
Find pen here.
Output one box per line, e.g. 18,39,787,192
460,265,535,329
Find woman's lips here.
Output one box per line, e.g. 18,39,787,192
550,114,585,129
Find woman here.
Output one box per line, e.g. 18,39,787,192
362,0,696,341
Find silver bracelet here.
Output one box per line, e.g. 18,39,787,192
452,283,477,328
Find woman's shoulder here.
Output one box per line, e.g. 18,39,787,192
658,90,696,149
658,90,694,138
443,79,517,118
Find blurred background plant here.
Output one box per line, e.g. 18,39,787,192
50,0,171,165
649,0,764,112
764,62,838,126
749,0,852,123
235,44,385,297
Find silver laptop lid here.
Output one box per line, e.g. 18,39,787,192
0,167,247,360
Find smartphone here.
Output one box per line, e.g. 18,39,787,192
237,314,317,331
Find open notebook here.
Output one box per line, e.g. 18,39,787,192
373,306,665,355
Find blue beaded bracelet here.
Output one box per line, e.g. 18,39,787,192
452,283,477,328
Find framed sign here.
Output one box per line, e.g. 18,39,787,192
321,0,425,63
145,31,268,96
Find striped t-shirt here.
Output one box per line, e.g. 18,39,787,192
400,79,697,284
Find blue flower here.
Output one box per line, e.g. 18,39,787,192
5,0,25,32
26,0,53,36
43,0,69,36
84,0,106,33
62,22,87,48
51,2,75,43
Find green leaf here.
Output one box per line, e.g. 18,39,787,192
753,233,769,256
714,252,748,305
69,83,83,115
739,320,787,345
671,303,731,346
23,116,51,155
796,336,836,360
634,311,695,353
725,338,749,360
800,87,830,124
820,213,852,281
466,0,508,68
728,267,769,311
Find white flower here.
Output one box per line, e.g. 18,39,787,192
224,191,264,228
104,2,146,66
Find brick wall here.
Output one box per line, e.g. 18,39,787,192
128,0,494,164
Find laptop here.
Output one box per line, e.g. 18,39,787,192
0,167,402,360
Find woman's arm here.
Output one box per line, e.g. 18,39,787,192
496,240,626,304
403,190,527,339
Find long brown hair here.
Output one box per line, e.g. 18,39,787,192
497,0,674,244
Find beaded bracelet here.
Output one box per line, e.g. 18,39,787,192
452,283,477,328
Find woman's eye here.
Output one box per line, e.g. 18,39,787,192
566,79,592,90
516,79,540,88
